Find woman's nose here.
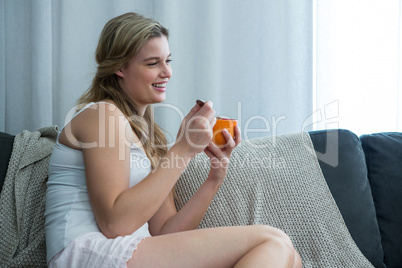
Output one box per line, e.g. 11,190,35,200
160,63,172,78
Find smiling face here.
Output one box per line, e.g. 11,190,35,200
116,35,172,115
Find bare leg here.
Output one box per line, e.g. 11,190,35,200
127,225,302,268
233,235,297,268
294,252,303,267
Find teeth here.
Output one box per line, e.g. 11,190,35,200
153,83,167,88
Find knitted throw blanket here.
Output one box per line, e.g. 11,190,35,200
0,126,58,268
175,132,374,267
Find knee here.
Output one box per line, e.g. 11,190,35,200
294,251,303,268
256,225,301,266
256,225,293,247
270,235,300,267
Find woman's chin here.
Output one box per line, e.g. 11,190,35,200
153,95,166,104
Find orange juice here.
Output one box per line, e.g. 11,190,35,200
212,118,237,147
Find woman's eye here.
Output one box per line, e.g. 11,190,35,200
147,59,171,66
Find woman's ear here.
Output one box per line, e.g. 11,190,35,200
115,69,124,78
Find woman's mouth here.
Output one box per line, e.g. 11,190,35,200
152,82,167,92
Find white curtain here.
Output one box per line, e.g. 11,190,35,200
1,0,314,142
314,0,402,135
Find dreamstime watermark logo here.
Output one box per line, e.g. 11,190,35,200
129,152,287,171
234,152,287,170
61,100,341,167
301,100,340,167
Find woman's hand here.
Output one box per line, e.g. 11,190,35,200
203,125,241,184
175,101,216,157
151,122,240,236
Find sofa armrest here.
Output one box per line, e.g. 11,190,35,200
0,132,15,193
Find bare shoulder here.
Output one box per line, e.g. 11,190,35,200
59,101,135,150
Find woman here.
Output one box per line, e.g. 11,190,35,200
44,12,302,268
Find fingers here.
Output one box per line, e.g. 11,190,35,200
185,100,215,125
176,101,216,153
204,144,228,167
221,128,236,148
211,116,217,127
205,142,230,170
203,146,216,160
186,101,216,136
206,141,224,159
220,125,242,148
196,99,205,107
185,102,203,121
195,100,215,122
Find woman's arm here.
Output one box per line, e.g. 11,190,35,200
72,102,215,238
148,126,242,236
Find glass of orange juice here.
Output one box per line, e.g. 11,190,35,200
212,117,237,147
196,100,237,147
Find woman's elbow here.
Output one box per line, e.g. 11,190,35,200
98,221,123,238
98,219,144,239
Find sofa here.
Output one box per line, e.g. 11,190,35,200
309,129,402,268
0,129,401,267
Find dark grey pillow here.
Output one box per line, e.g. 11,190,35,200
0,132,15,192
360,132,402,268
309,129,385,268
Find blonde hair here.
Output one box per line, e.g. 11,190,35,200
77,12,169,168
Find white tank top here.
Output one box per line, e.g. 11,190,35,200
44,102,152,263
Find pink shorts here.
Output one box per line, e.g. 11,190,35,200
48,232,150,268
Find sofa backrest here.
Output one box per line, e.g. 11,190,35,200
360,132,402,268
309,129,385,268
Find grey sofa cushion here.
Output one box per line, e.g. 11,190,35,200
309,129,385,268
360,132,402,268
0,132,15,192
